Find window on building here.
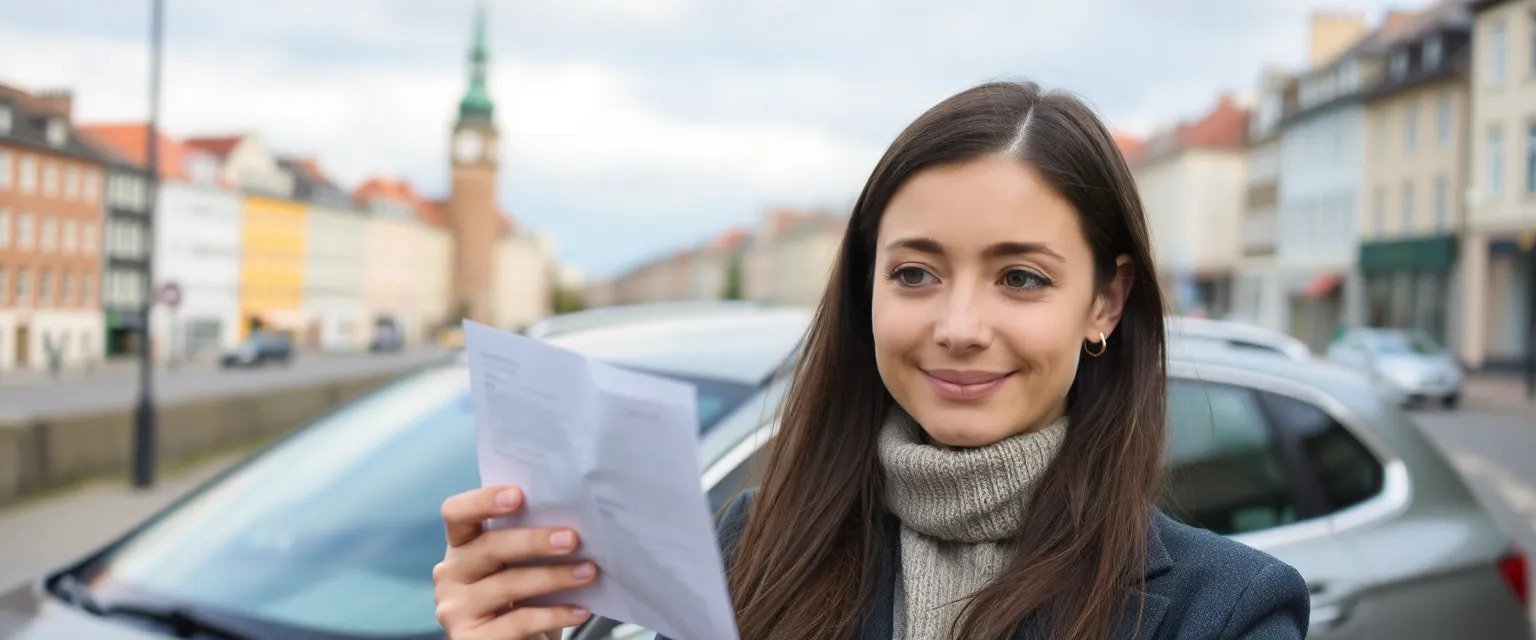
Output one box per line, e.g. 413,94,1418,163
16,213,34,249
1490,21,1508,84
1405,103,1419,153
0,267,7,305
80,274,92,304
38,270,52,304
82,222,97,253
0,208,9,248
1402,182,1415,234
0,104,11,134
1434,176,1450,233
17,155,36,194
1489,127,1504,196
39,217,56,252
64,165,79,200
1527,122,1536,195
1391,51,1409,79
1424,36,1442,68
61,219,77,253
0,149,11,190
59,273,72,304
45,118,67,147
83,170,98,203
41,162,57,196
15,268,29,305
1374,186,1386,237
1437,90,1453,147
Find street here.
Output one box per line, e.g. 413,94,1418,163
0,348,453,422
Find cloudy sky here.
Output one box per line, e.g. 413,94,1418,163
1,0,1426,279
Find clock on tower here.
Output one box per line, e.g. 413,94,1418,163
447,0,501,325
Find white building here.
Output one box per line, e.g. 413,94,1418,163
1131,94,1249,318
79,124,245,363
302,204,368,352
354,178,453,345
493,231,553,331
1233,69,1290,332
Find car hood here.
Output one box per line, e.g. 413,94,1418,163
0,582,168,640
1375,353,1458,377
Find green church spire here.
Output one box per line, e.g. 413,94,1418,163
458,0,494,124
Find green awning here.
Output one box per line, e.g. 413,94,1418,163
1359,235,1456,273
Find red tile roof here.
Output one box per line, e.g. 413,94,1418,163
290,156,335,187
1174,93,1248,149
77,122,197,181
353,176,515,234
183,135,243,159
711,227,749,252
1112,132,1145,163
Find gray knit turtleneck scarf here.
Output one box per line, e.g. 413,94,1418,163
876,409,1069,640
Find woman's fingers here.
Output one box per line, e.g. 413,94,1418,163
442,486,524,547
455,561,599,618
476,604,592,640
438,526,583,584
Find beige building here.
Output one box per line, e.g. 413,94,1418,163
354,178,453,345
1130,95,1249,317
1460,0,1536,368
1234,69,1290,332
1358,2,1475,349
494,232,554,331
743,208,846,306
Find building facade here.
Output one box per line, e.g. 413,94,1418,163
80,124,244,362
1131,95,1249,318
98,158,152,357
1359,3,1475,347
0,85,108,372
1462,0,1536,369
355,178,453,345
239,195,307,338
1234,69,1290,331
286,157,366,352
494,232,553,331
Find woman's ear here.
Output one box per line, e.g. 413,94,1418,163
1089,254,1134,341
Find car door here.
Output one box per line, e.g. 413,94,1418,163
1161,367,1376,640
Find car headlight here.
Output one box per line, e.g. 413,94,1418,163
1376,365,1419,388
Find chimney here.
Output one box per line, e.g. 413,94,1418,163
1308,12,1369,69
1381,10,1417,36
30,89,74,122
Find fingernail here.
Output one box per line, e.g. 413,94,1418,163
569,606,589,619
572,562,594,579
550,530,575,549
495,489,519,509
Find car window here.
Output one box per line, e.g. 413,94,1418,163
1259,391,1384,513
1160,379,1300,535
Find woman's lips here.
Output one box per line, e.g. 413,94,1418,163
921,369,1015,402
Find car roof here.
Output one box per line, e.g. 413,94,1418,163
1168,340,1374,406
541,305,813,385
1166,316,1313,360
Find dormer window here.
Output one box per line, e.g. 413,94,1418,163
45,118,67,147
0,105,11,135
1423,36,1442,68
1390,51,1409,79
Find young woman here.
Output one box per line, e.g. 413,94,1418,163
432,80,1310,640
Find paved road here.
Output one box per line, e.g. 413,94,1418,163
0,348,455,422
1411,404,1536,627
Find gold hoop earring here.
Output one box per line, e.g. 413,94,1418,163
1084,332,1107,358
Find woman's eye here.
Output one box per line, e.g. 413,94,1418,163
1001,269,1048,290
893,266,935,287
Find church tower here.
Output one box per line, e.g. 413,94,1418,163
447,0,500,325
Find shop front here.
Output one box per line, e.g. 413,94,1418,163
1359,234,1456,345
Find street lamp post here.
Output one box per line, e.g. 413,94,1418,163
131,0,163,489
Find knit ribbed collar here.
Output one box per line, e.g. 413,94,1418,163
876,408,1068,543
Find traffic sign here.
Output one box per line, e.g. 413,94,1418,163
157,281,182,308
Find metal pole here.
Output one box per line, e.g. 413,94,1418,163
132,0,162,489
1525,244,1535,400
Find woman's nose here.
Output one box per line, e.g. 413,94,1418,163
933,290,991,353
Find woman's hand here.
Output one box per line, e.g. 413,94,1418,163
434,485,598,640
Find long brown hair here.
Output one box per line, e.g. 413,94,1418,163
725,80,1169,640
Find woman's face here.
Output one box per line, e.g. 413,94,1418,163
871,155,1130,448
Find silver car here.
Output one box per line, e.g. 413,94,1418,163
1326,327,1464,409
4,305,1525,640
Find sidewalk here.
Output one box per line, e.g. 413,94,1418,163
0,452,243,592
0,356,218,389
1463,374,1536,412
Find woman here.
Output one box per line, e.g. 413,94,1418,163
432,80,1310,640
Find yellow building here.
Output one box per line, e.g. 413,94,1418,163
238,195,307,338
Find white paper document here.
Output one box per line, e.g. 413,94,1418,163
462,320,739,640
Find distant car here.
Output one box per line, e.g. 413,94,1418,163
218,333,293,368
1325,327,1463,408
1166,315,1314,362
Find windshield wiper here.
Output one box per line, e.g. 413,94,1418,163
55,574,252,640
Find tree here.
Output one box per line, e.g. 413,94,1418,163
722,252,744,301
552,285,585,314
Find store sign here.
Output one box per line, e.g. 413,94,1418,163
1359,235,1456,273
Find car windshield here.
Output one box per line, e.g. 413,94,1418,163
1371,331,1442,355
72,364,754,639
